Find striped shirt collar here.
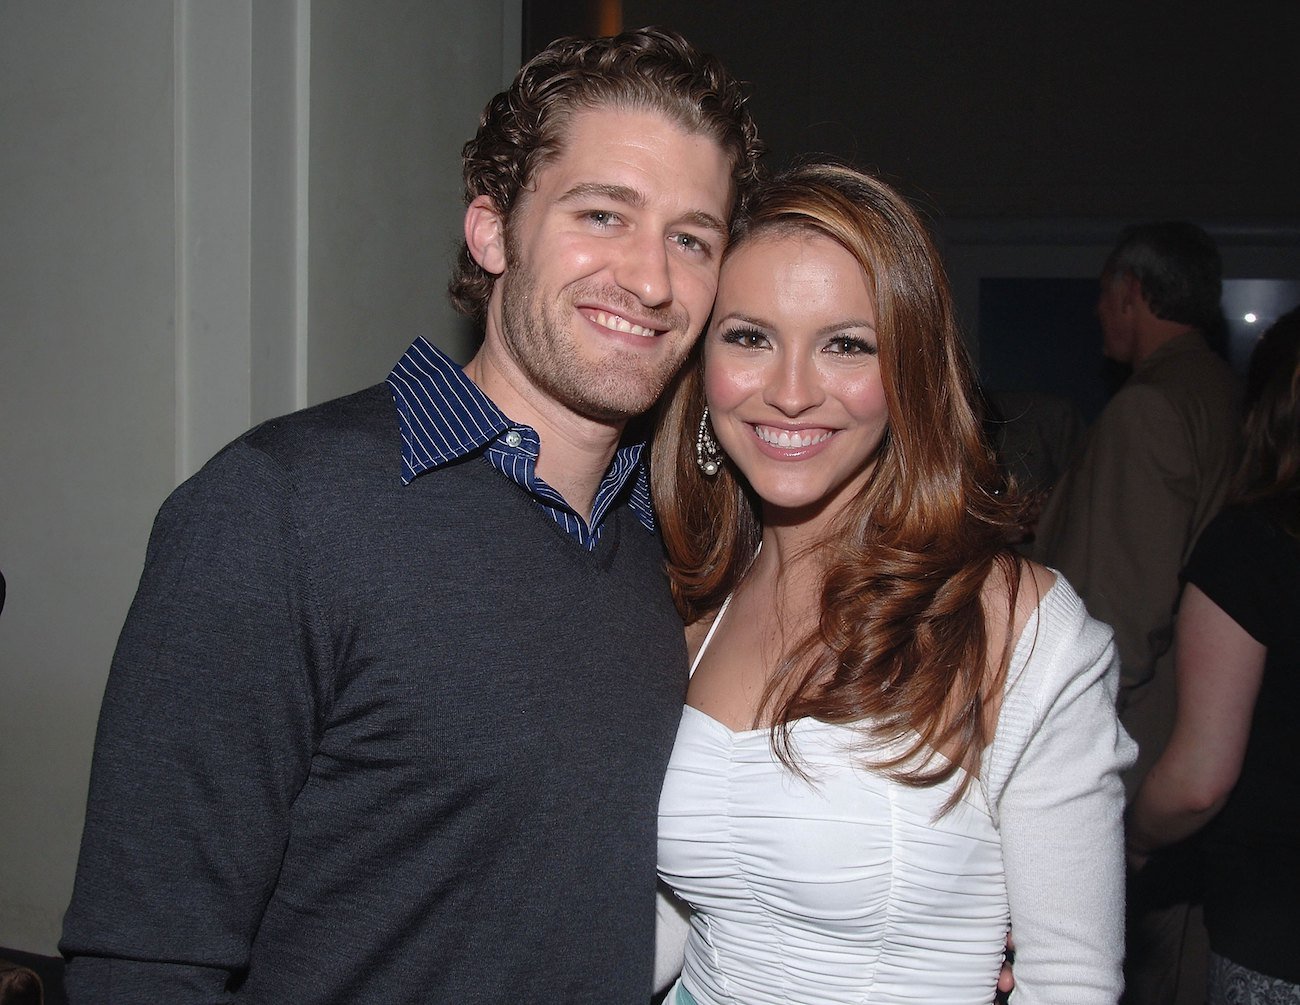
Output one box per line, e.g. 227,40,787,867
385,337,656,540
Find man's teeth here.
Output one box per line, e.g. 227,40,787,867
756,426,832,449
593,311,656,337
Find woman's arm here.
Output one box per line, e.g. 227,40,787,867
992,583,1136,1003
1126,584,1267,869
654,880,691,994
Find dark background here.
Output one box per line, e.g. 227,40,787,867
530,0,1298,221
523,1,1300,416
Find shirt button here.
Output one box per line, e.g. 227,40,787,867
504,430,522,448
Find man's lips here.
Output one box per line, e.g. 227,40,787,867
583,308,664,338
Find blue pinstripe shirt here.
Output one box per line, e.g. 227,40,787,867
386,337,656,550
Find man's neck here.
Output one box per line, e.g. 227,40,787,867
1133,321,1197,367
463,346,625,523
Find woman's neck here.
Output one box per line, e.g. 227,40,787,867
757,503,843,575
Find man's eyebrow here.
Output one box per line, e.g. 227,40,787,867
682,209,729,241
559,182,645,208
559,183,728,240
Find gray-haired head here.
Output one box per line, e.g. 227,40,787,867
1101,221,1223,332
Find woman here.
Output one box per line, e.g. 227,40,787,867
651,162,1135,1004
1127,306,1300,1003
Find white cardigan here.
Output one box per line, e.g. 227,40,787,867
655,575,1136,1003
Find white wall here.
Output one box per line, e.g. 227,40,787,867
0,0,178,955
306,0,510,396
0,0,518,955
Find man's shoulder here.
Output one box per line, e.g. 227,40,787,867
1105,345,1237,429
1132,335,1238,402
235,383,398,473
244,382,393,448
163,383,398,515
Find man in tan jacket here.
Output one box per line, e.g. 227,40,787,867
1034,220,1240,1005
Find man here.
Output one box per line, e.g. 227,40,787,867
60,28,763,1004
1035,222,1239,784
1033,221,1240,1004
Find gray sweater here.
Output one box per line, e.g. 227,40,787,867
61,383,688,1003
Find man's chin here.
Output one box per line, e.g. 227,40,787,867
564,363,677,423
572,393,660,425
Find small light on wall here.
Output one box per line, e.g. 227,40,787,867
1244,312,1258,323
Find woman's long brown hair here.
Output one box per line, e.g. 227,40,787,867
1230,304,1300,538
651,161,1028,808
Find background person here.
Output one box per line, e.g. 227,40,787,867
1127,305,1300,1005
1032,220,1240,1005
652,161,1134,1005
1033,221,1240,782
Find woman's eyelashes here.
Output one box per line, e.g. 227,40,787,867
718,325,770,349
717,326,878,358
827,335,878,357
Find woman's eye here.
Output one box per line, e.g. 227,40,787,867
720,327,768,348
829,336,877,356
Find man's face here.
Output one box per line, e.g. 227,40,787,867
485,105,733,423
1097,272,1135,365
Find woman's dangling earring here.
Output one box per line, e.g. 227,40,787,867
695,407,724,476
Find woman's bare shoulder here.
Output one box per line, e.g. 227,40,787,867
978,558,1057,693
983,558,1056,634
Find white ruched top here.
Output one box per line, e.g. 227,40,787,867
657,576,1136,1005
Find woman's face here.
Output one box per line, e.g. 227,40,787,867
704,230,889,522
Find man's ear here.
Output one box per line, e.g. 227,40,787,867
1119,273,1144,312
465,195,507,276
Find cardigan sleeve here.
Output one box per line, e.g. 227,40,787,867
60,441,325,1003
983,579,1136,1004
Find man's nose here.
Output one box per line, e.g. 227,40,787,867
614,232,673,308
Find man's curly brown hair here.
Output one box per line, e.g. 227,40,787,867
449,26,764,323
